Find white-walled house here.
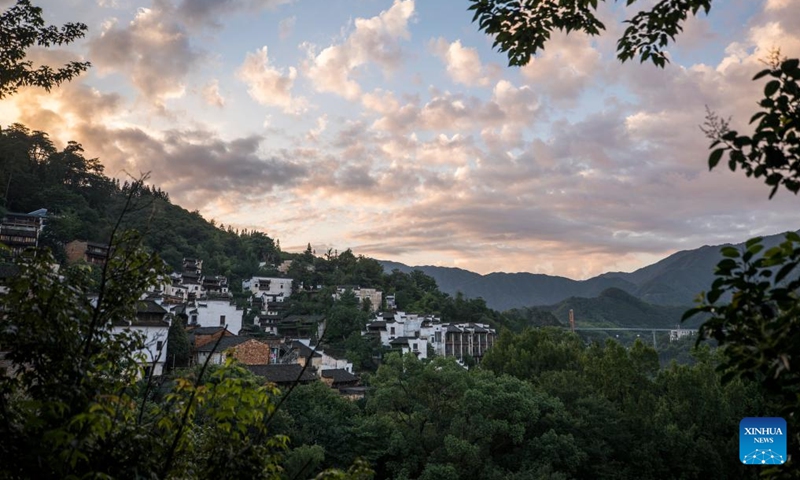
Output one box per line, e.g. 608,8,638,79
183,298,244,335
389,336,429,359
333,286,383,312
365,312,496,363
243,276,293,301
112,300,171,376
319,352,354,373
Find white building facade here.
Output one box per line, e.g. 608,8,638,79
243,276,293,301
183,299,244,335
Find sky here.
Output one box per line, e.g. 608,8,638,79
2,0,800,279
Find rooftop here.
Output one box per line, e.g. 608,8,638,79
246,364,317,384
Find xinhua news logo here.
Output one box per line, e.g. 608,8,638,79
740,417,787,465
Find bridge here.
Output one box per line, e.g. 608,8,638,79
572,327,686,348
566,310,693,348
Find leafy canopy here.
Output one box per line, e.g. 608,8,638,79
468,0,713,67
0,0,91,98
704,55,800,198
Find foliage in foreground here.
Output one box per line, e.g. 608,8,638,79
0,235,370,479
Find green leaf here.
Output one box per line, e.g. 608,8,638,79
752,69,771,80
720,246,740,258
781,58,799,73
745,237,763,248
764,80,780,97
775,262,797,283
708,148,725,169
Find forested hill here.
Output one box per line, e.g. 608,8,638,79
534,287,701,329
380,229,798,310
0,123,280,282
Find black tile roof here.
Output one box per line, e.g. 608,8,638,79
195,335,250,352
283,314,325,323
246,364,317,384
321,368,358,384
136,300,167,315
291,340,322,358
190,326,230,336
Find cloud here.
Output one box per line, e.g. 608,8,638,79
175,0,292,29
87,2,202,106
430,37,498,87
307,0,415,100
237,46,308,114
363,80,539,134
279,16,296,40
519,30,603,101
306,114,328,141
202,79,225,107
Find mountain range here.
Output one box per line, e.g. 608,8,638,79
380,230,797,312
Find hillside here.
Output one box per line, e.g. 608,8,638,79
536,288,702,329
380,230,799,310
600,232,792,305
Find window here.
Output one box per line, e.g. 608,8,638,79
220,315,226,326
191,315,197,324
156,341,163,351
434,331,442,343
390,327,395,335
412,342,418,351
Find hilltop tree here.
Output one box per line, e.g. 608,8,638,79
0,0,91,98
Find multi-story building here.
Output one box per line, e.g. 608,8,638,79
243,276,293,301
333,286,383,312
111,299,171,376
65,240,110,265
180,298,244,335
364,311,496,364
0,210,46,255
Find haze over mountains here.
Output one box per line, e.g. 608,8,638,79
380,230,797,312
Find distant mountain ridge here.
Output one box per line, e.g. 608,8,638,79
379,230,798,311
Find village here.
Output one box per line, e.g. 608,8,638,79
0,208,498,398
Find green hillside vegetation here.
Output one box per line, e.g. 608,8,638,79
0,124,281,287
540,287,699,329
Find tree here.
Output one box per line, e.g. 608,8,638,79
0,178,374,478
0,0,91,98
703,54,800,198
468,2,800,472
166,314,191,370
468,0,713,68
683,233,800,474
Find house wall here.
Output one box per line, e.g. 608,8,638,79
230,340,271,365
112,324,170,376
193,300,243,334
195,351,225,366
244,276,293,300
319,352,353,373
64,240,88,264
420,324,446,356
357,288,382,312
401,337,428,360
